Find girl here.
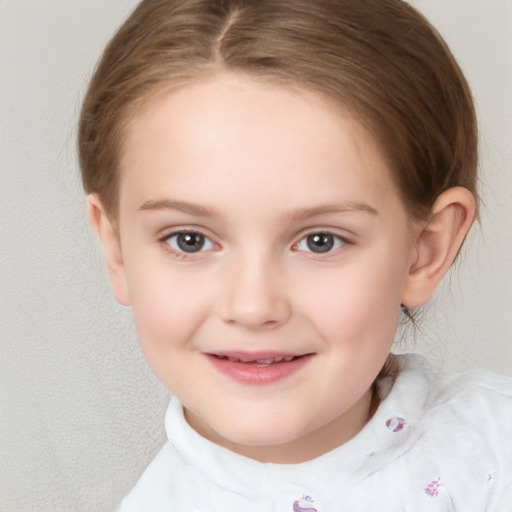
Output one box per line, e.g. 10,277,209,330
79,0,512,510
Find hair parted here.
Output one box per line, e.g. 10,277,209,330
78,0,478,220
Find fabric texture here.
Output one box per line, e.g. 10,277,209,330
117,354,512,511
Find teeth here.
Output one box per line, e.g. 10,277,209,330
215,354,299,364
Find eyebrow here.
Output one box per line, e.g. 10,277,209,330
289,202,378,221
139,199,219,217
139,198,378,219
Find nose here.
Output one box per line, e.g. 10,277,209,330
218,254,292,331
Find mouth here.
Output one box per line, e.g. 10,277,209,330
211,353,302,366
204,351,314,384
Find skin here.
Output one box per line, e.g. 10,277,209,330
90,73,476,463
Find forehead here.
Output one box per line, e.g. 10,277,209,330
118,74,402,217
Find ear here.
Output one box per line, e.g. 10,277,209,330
401,187,476,307
87,194,131,306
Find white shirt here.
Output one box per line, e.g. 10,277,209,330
118,354,512,511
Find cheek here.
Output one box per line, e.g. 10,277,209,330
299,253,407,347
125,261,210,353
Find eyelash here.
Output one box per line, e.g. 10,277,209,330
159,229,218,259
292,231,350,256
158,229,351,259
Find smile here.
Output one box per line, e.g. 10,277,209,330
204,351,314,385
215,354,298,366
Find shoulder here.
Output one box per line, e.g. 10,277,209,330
392,353,512,414
426,360,512,434
395,354,512,508
116,442,177,512
116,399,226,512
379,354,512,458
428,362,512,470
393,353,512,444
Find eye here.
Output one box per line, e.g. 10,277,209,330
295,232,345,254
165,231,216,253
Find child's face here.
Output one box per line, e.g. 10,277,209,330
111,74,419,463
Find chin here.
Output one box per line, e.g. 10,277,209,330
212,415,311,449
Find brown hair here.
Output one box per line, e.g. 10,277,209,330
78,0,477,220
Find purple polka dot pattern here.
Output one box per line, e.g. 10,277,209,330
425,478,442,497
385,417,405,432
293,495,318,512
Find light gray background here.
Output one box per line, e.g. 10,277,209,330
1,1,511,510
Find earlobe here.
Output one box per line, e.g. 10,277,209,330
401,187,476,307
87,194,131,306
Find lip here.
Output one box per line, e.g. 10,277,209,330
204,351,314,385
